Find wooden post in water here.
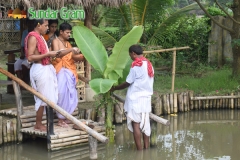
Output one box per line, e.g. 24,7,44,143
46,106,54,150
88,135,98,159
12,81,23,142
173,93,178,113
0,116,2,145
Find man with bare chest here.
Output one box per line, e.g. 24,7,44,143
51,22,84,127
25,19,59,131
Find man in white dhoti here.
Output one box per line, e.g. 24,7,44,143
111,44,154,150
51,23,84,128
25,19,59,132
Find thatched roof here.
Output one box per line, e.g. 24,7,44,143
4,0,132,9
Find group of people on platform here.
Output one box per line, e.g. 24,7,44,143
15,19,84,130
16,18,155,151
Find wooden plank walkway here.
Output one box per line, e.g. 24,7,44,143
0,105,106,150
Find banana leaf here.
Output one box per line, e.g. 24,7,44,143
104,25,143,78
73,25,108,74
118,57,132,84
89,78,117,94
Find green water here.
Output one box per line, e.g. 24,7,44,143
0,110,239,160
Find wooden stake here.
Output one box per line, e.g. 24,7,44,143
231,93,234,109
88,135,98,159
0,116,2,145
7,120,11,142
189,91,194,110
173,93,178,113
167,94,170,114
178,93,183,112
183,92,188,111
12,81,23,142
162,94,168,115
114,102,123,123
171,50,176,92
3,120,7,143
169,93,174,114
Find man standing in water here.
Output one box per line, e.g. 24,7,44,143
111,44,154,150
51,22,84,128
25,19,59,131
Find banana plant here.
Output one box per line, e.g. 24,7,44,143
73,25,143,140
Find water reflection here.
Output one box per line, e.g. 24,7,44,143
1,110,240,159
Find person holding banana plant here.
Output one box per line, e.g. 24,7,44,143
111,44,154,150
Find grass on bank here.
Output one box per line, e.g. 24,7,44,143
154,67,240,95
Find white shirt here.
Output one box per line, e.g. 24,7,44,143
124,61,154,113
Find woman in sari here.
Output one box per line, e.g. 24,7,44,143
43,19,58,50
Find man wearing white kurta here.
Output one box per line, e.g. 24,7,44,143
111,44,154,150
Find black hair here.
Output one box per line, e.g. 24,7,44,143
46,19,59,36
32,19,46,28
59,22,72,32
129,44,143,55
48,19,58,26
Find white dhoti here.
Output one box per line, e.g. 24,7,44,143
124,96,152,136
30,63,58,112
56,68,78,119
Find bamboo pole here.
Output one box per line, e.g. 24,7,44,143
205,99,209,109
222,96,225,108
3,120,7,143
173,93,178,113
194,95,198,110
167,94,170,114
51,135,89,144
112,93,170,126
216,99,220,109
226,94,230,108
10,119,14,142
189,91,194,110
51,139,89,148
238,92,240,108
169,93,174,114
171,49,176,92
183,92,188,111
198,99,202,110
0,68,108,144
162,94,169,115
231,93,234,109
191,95,240,100
178,93,183,112
152,94,162,116
0,116,2,145
143,46,190,54
12,118,17,142
219,99,223,109
89,135,98,159
12,80,23,142
7,120,11,142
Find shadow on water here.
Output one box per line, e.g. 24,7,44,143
1,110,240,160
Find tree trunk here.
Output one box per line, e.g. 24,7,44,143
104,92,114,142
231,0,240,77
84,7,92,87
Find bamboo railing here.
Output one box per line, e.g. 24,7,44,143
143,46,190,92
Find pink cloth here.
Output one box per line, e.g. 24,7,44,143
24,31,50,65
131,57,154,77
